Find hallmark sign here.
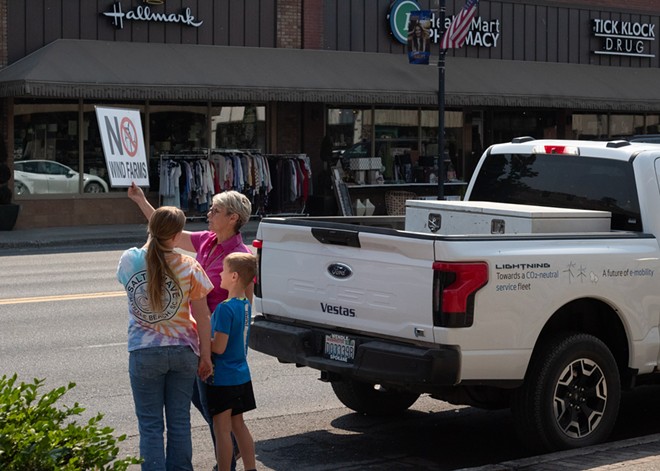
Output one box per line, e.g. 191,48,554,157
103,1,203,30
592,19,655,58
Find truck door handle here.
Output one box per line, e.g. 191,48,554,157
311,228,361,247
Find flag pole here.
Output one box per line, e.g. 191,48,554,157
437,0,446,200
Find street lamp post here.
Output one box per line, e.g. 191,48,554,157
437,0,446,200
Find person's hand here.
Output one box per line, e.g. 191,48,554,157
127,182,145,203
197,354,213,381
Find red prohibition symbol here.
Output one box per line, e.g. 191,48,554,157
120,117,139,157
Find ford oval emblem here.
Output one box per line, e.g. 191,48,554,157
328,262,353,279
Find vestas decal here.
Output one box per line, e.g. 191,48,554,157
321,303,356,317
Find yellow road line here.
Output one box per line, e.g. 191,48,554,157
0,291,126,305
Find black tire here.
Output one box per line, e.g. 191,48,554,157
512,333,620,452
15,181,29,196
84,182,105,193
331,378,420,416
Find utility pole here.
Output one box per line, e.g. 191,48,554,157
437,0,446,200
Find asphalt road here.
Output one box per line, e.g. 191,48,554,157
4,247,660,470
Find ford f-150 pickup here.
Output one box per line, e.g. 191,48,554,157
249,138,660,452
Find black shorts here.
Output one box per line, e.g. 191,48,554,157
206,380,256,417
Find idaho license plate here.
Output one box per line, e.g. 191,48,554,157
324,334,356,363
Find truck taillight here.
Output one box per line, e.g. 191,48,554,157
433,262,488,328
532,145,580,155
252,239,263,298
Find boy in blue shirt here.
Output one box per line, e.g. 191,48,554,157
206,252,258,471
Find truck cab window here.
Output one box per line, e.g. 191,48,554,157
470,153,641,232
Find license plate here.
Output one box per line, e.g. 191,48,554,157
324,334,356,363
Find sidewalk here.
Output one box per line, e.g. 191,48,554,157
459,433,660,470
3,222,660,470
0,219,259,251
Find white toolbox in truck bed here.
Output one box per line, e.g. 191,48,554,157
404,200,611,235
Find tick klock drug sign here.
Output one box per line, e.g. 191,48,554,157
95,107,150,187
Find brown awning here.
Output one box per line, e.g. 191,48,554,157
0,39,659,111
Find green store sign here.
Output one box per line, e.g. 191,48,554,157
388,0,421,44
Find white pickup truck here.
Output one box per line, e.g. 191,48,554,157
249,138,660,452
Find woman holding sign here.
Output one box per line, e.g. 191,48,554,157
128,183,253,471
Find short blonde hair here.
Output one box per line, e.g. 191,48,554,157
212,191,252,231
224,252,257,287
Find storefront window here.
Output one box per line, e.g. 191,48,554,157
372,109,418,180
211,105,266,150
609,114,645,138
326,108,372,152
13,102,88,197
332,107,467,183
421,110,464,179
646,115,660,134
150,104,208,155
572,114,609,140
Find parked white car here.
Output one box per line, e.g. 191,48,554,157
14,160,109,195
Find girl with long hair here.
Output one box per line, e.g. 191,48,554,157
117,206,214,471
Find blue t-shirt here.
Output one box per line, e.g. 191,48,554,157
210,297,251,386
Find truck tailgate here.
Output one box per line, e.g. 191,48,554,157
256,221,437,343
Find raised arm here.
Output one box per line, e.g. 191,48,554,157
127,182,156,220
129,182,197,252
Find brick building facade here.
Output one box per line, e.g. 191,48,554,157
1,0,659,228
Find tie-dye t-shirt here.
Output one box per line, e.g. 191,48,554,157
117,247,214,355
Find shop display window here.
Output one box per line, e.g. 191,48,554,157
150,104,208,154
645,116,660,134
211,105,266,151
12,101,269,199
421,109,464,178
326,108,372,153
572,114,609,140
330,107,465,184
13,102,87,197
572,113,658,140
13,101,152,196
609,115,645,138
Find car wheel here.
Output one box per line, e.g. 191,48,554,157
15,181,29,196
511,332,620,452
331,378,420,416
84,182,105,193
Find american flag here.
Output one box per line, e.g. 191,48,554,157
440,0,479,49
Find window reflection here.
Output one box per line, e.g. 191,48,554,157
572,114,609,140
211,105,266,150
13,101,269,198
326,108,371,152
329,107,465,182
13,103,91,196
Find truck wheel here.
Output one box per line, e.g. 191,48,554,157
331,378,420,416
512,333,620,452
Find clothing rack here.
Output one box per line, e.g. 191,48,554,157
157,150,309,218
158,152,214,220
209,148,272,216
264,154,312,215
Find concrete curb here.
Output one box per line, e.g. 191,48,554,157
456,433,660,470
0,221,258,251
